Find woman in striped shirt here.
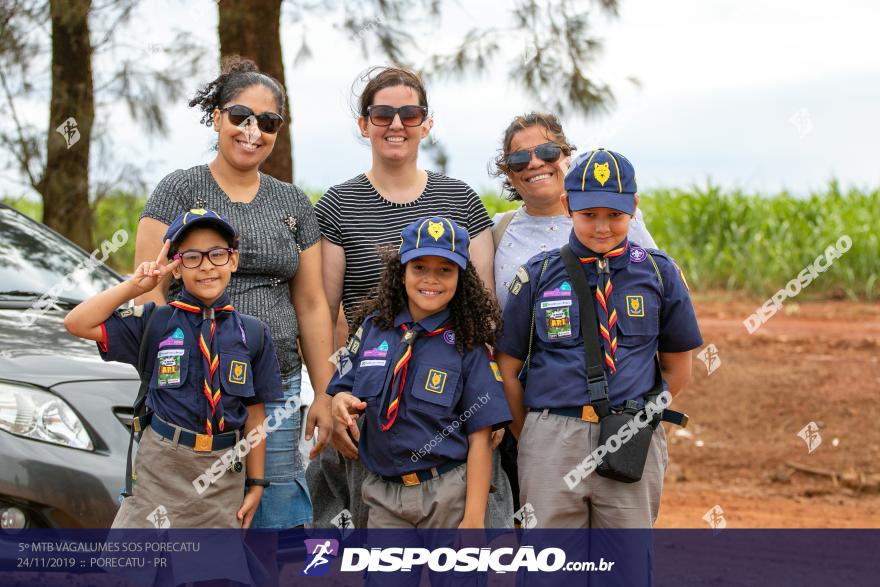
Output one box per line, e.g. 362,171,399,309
310,66,514,529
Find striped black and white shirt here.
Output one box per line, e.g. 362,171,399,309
315,171,493,324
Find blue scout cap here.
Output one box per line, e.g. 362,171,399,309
564,148,638,214
399,217,470,270
163,208,239,255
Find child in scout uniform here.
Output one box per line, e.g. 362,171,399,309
64,208,282,528
496,149,702,529
328,216,512,529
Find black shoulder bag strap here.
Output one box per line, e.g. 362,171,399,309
559,245,610,418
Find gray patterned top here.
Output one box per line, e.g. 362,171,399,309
141,164,321,376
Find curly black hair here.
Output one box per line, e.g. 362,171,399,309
188,55,286,126
351,248,501,354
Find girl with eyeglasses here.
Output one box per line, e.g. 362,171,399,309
132,56,336,530
309,65,515,529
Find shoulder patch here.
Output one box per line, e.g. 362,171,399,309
346,325,364,354
629,246,647,263
509,265,530,296
117,305,145,319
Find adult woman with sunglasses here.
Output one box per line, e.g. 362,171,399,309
491,112,656,309
132,56,335,529
309,66,512,529
490,112,657,515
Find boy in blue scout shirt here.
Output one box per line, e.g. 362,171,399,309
496,149,702,529
327,217,512,530
65,208,282,528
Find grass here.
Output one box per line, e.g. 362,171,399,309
4,181,877,299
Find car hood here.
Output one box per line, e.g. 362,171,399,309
0,308,137,387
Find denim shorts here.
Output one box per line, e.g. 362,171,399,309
249,371,312,528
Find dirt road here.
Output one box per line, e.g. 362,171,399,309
656,295,880,528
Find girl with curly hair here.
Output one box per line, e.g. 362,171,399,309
327,217,512,529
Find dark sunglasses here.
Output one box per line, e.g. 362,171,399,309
506,142,569,172
173,247,236,269
365,105,428,127
219,104,284,134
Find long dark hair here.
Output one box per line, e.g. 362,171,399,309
189,55,286,125
351,249,501,354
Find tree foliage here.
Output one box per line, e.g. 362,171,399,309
1,0,621,245
0,0,205,247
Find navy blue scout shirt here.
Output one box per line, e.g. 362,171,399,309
97,291,283,431
327,307,512,477
497,232,702,408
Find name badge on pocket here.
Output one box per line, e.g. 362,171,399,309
157,349,184,387
545,307,572,339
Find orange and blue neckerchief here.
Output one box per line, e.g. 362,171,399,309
169,291,235,435
578,239,628,374
380,322,453,431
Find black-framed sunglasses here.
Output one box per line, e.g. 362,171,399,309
365,105,428,127
219,105,284,134
506,142,570,172
173,247,236,269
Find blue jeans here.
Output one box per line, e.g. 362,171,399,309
250,371,312,528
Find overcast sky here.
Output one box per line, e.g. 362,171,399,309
4,0,879,197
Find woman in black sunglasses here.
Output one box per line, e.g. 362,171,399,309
491,112,657,309
308,65,513,530
132,56,336,530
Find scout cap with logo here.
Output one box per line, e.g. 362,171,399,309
564,148,638,214
162,208,240,255
398,217,470,270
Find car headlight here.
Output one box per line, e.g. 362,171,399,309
0,382,94,450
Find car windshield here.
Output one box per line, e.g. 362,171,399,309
0,206,121,303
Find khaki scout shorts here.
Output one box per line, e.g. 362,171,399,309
112,426,245,529
517,410,668,529
361,463,482,528
361,464,489,586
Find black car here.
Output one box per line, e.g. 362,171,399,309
0,203,138,528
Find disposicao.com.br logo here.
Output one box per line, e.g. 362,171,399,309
300,540,614,576
340,545,566,573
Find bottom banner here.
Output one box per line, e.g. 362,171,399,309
0,529,877,586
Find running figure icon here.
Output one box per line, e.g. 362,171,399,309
302,539,338,576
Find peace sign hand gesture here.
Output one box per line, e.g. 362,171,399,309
129,239,181,295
